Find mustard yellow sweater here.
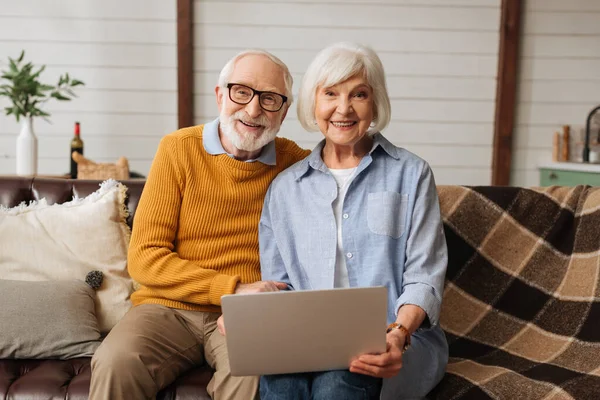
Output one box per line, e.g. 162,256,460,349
128,125,309,312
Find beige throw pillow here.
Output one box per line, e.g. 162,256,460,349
0,180,133,332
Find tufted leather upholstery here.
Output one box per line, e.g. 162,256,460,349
0,176,213,400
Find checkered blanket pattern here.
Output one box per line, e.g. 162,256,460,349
429,185,600,400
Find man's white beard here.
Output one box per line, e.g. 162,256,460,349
219,108,282,153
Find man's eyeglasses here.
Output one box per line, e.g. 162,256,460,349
226,83,287,112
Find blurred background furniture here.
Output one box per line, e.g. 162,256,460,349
539,162,600,186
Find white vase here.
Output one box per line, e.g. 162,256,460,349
16,117,38,176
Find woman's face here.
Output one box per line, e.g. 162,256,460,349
314,74,374,147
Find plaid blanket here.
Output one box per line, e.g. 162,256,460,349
429,185,600,400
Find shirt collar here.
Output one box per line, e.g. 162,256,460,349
202,118,276,165
294,132,400,180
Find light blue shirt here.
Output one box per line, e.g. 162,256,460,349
202,118,276,165
259,133,448,327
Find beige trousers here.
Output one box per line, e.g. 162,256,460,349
89,304,258,400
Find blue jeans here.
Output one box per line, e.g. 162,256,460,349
260,370,382,400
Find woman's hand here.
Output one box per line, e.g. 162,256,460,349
349,329,406,378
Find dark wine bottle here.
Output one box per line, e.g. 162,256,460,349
70,122,84,179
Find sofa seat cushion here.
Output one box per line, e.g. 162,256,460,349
433,185,600,399
0,359,92,400
0,359,214,400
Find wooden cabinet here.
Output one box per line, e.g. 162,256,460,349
539,163,600,186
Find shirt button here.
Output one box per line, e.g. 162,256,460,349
343,213,349,219
346,252,353,259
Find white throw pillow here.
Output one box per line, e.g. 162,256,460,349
0,180,133,333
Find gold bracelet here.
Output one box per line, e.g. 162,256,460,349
386,322,411,352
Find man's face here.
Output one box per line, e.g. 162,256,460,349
216,55,288,152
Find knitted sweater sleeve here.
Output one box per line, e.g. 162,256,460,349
127,134,240,306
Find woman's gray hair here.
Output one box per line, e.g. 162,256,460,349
297,42,391,134
217,49,294,105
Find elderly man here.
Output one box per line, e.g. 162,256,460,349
89,50,309,400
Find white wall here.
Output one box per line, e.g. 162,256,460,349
193,0,500,185
512,0,600,186
0,0,501,183
0,0,177,176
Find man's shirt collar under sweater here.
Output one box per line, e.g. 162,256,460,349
202,118,276,166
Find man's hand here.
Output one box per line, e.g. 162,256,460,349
218,281,288,336
217,315,226,336
234,280,288,294
349,329,405,378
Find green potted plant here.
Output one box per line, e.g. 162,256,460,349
0,51,84,175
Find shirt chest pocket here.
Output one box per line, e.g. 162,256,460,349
367,191,408,239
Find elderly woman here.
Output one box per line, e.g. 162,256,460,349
258,42,448,400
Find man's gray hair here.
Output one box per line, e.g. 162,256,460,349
217,49,294,105
297,42,391,134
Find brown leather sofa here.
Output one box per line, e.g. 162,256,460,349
8,177,590,399
0,176,212,400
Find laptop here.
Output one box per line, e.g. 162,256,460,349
221,286,387,376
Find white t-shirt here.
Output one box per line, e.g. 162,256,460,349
329,167,357,288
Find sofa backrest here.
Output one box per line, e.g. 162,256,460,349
0,177,146,228
437,185,600,376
